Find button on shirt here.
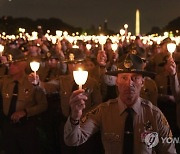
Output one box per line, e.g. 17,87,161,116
64,97,176,154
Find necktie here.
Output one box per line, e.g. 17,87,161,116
123,108,134,154
8,80,19,118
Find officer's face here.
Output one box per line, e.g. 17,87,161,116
9,61,26,75
48,59,58,68
85,60,95,72
97,51,107,66
116,73,144,106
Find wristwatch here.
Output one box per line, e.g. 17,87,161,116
70,117,79,125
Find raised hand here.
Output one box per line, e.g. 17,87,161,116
165,57,177,76
69,89,87,120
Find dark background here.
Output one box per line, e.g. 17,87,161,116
0,0,180,34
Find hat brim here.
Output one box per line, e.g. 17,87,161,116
10,58,27,63
106,69,156,77
62,59,84,64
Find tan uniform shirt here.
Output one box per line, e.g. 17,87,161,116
42,74,102,117
149,52,169,74
64,97,176,154
0,74,47,117
140,77,158,106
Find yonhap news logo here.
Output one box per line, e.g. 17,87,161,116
144,132,180,148
145,132,159,148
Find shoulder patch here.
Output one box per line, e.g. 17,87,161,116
81,105,101,123
160,112,169,126
107,98,118,105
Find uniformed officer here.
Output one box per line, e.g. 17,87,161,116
0,55,9,76
148,37,172,74
129,45,158,106
154,48,180,140
0,48,48,154
29,48,103,154
163,56,180,153
64,54,176,154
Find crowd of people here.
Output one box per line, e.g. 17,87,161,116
0,31,179,154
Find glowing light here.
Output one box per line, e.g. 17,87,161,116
73,68,88,90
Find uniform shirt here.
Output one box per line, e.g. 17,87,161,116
0,73,47,117
64,97,176,154
173,73,180,129
140,77,158,106
148,52,169,74
41,74,102,117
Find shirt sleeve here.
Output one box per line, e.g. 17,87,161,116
155,110,177,154
64,104,102,146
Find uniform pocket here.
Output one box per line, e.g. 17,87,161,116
104,132,121,142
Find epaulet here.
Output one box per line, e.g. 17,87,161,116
144,76,151,80
107,98,118,105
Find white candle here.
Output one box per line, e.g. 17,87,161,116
99,35,106,51
73,68,88,90
86,44,92,50
0,44,4,57
167,43,176,58
111,43,118,52
30,61,40,84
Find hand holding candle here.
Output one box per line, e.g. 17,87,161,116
30,61,40,85
73,68,88,90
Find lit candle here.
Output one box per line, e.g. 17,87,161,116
56,30,62,37
73,68,88,90
111,43,118,52
0,44,4,57
30,61,40,84
120,29,125,36
86,44,92,50
167,43,176,58
124,24,128,37
99,35,106,51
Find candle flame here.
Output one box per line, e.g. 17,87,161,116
78,67,83,71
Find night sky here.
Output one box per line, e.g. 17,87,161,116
0,0,180,34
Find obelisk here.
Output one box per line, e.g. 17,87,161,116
135,9,140,36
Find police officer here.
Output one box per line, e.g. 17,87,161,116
64,54,176,154
129,45,158,106
163,56,180,153
148,37,172,74
29,48,102,154
0,48,47,154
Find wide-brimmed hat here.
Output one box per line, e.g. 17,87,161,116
160,37,172,46
128,44,147,61
62,48,86,63
6,48,27,63
106,54,155,77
